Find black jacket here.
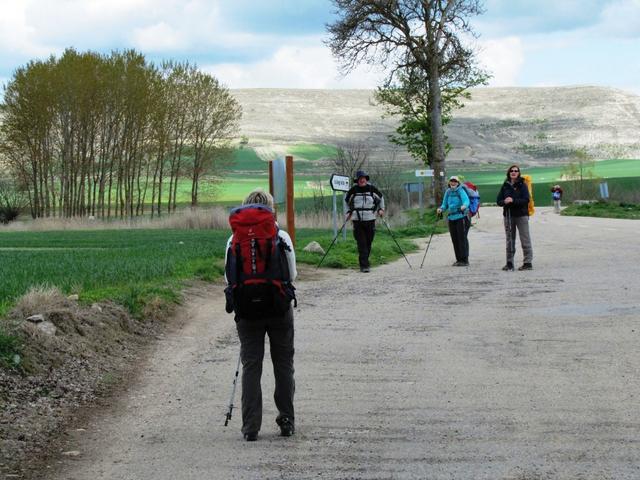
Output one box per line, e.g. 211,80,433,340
497,178,530,217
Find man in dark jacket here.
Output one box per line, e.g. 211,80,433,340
496,164,533,271
344,170,385,273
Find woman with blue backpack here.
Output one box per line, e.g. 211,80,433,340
437,176,470,266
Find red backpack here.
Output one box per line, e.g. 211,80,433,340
224,204,296,319
461,181,481,218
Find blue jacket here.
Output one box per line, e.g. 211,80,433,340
440,186,470,221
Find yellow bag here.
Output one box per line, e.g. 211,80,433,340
522,174,535,216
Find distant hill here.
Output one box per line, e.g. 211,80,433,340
232,86,640,167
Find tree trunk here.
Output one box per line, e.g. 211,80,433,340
428,63,446,205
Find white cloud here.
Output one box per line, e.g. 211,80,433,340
203,44,385,89
0,1,51,56
478,37,525,87
598,0,640,37
131,22,186,51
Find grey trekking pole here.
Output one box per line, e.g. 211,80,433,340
420,213,442,269
316,217,349,269
506,208,516,265
224,351,242,426
381,217,412,269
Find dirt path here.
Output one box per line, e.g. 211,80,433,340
50,207,640,480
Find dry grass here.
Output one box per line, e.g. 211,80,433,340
1,204,407,233
11,285,68,319
0,207,230,232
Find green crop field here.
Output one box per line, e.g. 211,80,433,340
0,211,442,317
211,154,640,206
0,229,230,317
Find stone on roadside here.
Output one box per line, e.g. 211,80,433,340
68,294,79,301
26,314,45,323
303,241,325,255
36,321,57,336
61,450,81,457
91,303,103,312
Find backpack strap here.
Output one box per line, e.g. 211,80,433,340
264,237,272,271
234,241,242,283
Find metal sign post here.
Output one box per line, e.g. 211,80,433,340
404,182,425,209
416,169,434,209
329,174,350,241
599,182,609,199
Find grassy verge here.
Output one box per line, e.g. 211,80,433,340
0,329,21,369
295,209,446,268
561,201,640,219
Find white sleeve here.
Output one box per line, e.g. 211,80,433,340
223,235,232,284
278,231,297,282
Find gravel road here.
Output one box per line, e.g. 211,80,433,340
50,207,640,480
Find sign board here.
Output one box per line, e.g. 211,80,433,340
272,158,286,203
415,169,434,177
330,174,350,192
404,182,425,193
599,182,609,199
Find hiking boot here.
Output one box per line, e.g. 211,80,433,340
360,267,370,273
277,417,295,437
502,263,514,271
518,263,533,271
243,432,258,442
457,261,469,266
452,261,461,266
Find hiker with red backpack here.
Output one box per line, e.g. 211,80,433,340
344,170,385,273
224,189,297,441
497,164,533,271
437,176,471,267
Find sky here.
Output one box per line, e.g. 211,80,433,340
0,0,639,94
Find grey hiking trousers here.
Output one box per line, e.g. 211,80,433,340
235,308,295,435
504,215,533,264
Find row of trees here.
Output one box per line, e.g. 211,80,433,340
0,49,241,219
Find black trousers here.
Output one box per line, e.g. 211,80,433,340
235,308,295,435
448,216,470,262
352,220,376,269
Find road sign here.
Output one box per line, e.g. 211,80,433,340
415,169,434,177
272,158,286,203
330,174,350,192
404,182,425,193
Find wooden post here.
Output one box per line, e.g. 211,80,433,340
285,155,295,246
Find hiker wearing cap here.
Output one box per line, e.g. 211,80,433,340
437,176,470,266
497,164,533,271
344,170,385,273
224,189,297,441
551,185,563,213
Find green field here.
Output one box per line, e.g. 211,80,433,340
0,213,440,318
0,229,230,317
214,153,640,206
157,143,640,207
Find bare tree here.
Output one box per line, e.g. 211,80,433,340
327,0,486,203
364,147,404,208
331,140,370,181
